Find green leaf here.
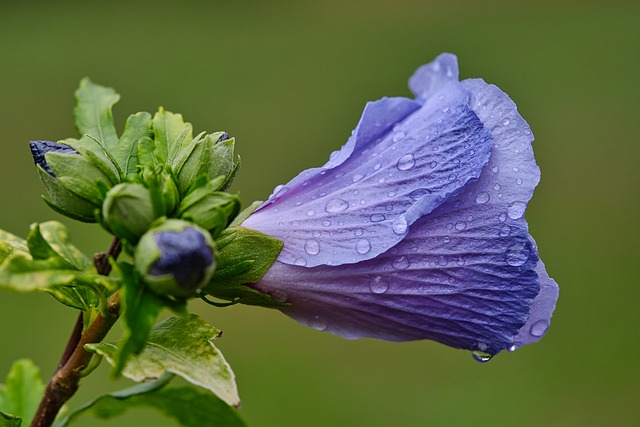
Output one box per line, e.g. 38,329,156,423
55,381,245,427
0,411,21,427
0,359,45,426
46,284,100,311
88,314,240,407
62,136,121,185
0,230,29,266
27,222,92,271
45,151,112,206
36,166,98,223
153,108,193,164
74,78,120,153
115,263,176,375
116,112,153,178
204,227,285,308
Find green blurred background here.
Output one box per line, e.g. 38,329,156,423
1,0,638,425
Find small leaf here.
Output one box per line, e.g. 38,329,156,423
153,108,193,164
0,359,45,426
88,314,240,407
55,382,245,427
27,222,92,271
74,78,120,153
36,166,98,223
46,284,100,311
45,152,112,205
0,411,21,427
116,112,153,177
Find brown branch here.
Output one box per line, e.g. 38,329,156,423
30,238,122,427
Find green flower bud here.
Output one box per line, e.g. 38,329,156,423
135,220,216,298
102,183,156,242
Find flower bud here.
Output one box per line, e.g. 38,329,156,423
102,183,156,242
135,220,216,298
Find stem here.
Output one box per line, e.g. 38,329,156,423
30,238,122,427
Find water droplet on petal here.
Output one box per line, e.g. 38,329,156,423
369,276,389,294
352,174,364,183
325,198,349,213
516,178,523,185
492,166,499,173
499,225,511,237
397,153,415,170
507,201,526,219
373,162,382,170
475,192,490,204
392,131,406,142
443,236,451,243
354,228,364,236
306,209,316,216
506,242,530,266
271,290,288,302
272,185,289,198
322,220,331,227
305,239,320,255
310,316,327,331
292,220,300,227
294,257,307,266
530,319,549,337
499,213,507,222
392,217,408,235
356,238,372,254
508,344,517,352
370,213,385,222
502,118,511,126
455,221,466,231
430,161,437,168
392,256,410,270
471,351,492,363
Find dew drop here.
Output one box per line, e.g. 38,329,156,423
391,256,410,270
271,290,288,302
392,217,408,235
430,161,437,168
506,242,530,266
475,192,490,204
502,118,511,126
516,178,523,185
397,153,416,170
294,257,307,266
322,220,331,227
310,316,327,331
507,201,526,219
325,198,349,213
409,188,431,201
370,213,385,222
530,319,549,337
354,228,364,236
499,213,507,222
378,177,386,183
471,351,492,363
443,236,451,243
455,221,466,231
295,201,303,206
356,238,372,254
392,131,406,142
508,344,517,352
387,191,396,197
272,185,288,198
499,225,511,237
292,220,300,227
492,166,499,173
313,230,321,237
373,162,382,170
352,173,364,183
305,240,320,255
306,209,316,217
493,184,501,191
369,276,389,294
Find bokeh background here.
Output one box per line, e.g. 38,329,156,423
1,1,638,426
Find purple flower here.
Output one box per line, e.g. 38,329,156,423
242,54,558,359
29,140,78,176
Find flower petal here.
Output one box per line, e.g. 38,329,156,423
29,140,78,177
244,56,493,267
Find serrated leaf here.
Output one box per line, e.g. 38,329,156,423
27,222,92,271
55,381,245,427
153,108,193,164
74,78,120,153
0,359,44,426
88,314,240,407
116,112,153,178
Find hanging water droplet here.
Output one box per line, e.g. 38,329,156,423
397,153,415,170
475,192,490,204
271,290,288,302
506,242,530,266
370,213,385,222
392,217,408,235
352,173,364,183
471,351,492,363
507,201,526,219
530,319,549,337
356,238,372,254
369,276,389,294
306,209,316,217
304,240,320,255
294,257,307,266
502,118,511,126
310,316,327,331
272,185,289,199
507,344,517,352
392,131,406,142
325,198,349,213
391,256,410,270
